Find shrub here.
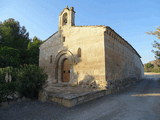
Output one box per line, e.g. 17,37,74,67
0,68,6,84
0,67,17,102
17,65,47,99
0,82,17,102
153,67,160,73
0,65,47,102
145,63,154,68
0,67,18,82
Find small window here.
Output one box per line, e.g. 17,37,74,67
64,71,65,73
63,37,65,42
50,55,52,63
77,48,81,57
68,70,70,73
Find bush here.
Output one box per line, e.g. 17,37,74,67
145,63,154,68
0,67,17,102
144,63,160,72
144,65,160,73
152,67,160,73
0,68,6,84
17,65,47,99
0,82,17,102
0,65,47,102
0,67,18,83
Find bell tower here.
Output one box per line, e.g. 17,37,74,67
58,6,75,30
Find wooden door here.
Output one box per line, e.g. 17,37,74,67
62,59,70,82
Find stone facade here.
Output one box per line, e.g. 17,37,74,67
104,28,144,91
39,7,144,102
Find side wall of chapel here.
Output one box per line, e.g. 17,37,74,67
104,28,144,90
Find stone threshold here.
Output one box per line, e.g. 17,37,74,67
46,89,110,107
40,80,142,107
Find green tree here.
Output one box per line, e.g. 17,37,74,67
25,36,43,65
0,18,42,67
0,18,31,66
0,46,20,67
0,18,30,50
147,27,160,60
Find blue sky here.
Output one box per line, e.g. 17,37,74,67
1,0,160,64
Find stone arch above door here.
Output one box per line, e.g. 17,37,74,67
55,50,75,83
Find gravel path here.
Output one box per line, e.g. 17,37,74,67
0,77,160,120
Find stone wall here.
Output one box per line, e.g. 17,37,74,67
104,27,144,91
61,26,107,89
39,25,144,91
39,26,107,89
39,32,61,87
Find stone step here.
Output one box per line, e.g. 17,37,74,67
47,90,108,107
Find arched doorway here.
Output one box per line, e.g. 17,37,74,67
62,59,70,82
55,50,75,83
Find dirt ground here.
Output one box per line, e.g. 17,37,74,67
0,73,160,120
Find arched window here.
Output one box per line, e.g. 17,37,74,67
62,13,68,25
77,48,81,57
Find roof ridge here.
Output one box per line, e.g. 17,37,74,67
75,25,107,27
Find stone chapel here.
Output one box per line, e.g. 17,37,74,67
39,7,144,104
